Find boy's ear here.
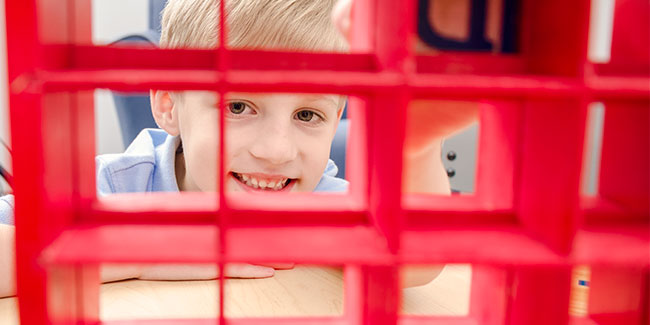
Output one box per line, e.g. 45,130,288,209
336,97,347,121
337,105,344,121
150,90,180,136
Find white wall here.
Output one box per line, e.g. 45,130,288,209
92,0,150,155
0,0,9,193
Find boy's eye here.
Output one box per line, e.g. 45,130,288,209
296,110,315,122
229,102,247,114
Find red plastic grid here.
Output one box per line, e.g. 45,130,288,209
4,0,649,324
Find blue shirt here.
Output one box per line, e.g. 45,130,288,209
0,129,349,225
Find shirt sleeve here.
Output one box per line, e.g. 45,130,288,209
96,156,116,197
0,195,14,226
314,159,349,192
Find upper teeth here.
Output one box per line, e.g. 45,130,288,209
234,173,289,190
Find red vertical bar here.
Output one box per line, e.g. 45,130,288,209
467,265,508,325
517,99,587,253
217,0,228,324
475,101,522,210
507,266,573,325
7,0,98,323
362,0,415,322
74,91,96,208
68,1,100,322
344,265,364,324
349,0,375,54
70,0,95,208
47,264,100,324
598,101,649,218
361,264,400,325
364,91,405,325
587,266,649,325
599,0,650,75
520,0,590,76
512,99,586,325
6,0,48,323
345,96,369,198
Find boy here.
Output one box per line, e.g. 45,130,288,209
0,0,477,297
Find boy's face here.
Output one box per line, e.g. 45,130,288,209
152,91,343,193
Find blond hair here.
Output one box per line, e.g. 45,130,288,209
160,0,348,52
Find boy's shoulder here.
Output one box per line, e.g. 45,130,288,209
0,195,14,225
96,129,180,196
315,160,349,192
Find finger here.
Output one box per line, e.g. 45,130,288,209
257,263,295,270
224,263,275,278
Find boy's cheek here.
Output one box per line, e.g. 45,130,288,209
184,142,219,192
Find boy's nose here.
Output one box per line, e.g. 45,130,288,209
248,123,298,166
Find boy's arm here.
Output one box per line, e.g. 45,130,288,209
400,102,477,287
0,224,16,297
0,194,16,297
333,0,479,288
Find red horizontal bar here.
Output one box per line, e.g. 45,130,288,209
226,226,393,265
400,226,565,265
403,194,516,226
28,67,647,100
102,318,348,325
408,74,583,99
69,45,379,72
222,318,348,325
103,320,217,325
71,45,524,76
99,316,481,325
42,224,219,264
398,316,478,325
581,196,649,224
226,191,367,213
226,191,367,225
569,317,598,325
586,75,650,99
44,224,648,268
402,224,650,266
592,62,650,78
88,192,219,223
85,192,367,225
33,68,401,94
416,53,526,74
572,225,650,266
33,69,585,97
41,225,393,265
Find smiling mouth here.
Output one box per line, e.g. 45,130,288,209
231,172,294,191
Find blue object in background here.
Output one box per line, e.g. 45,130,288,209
110,32,159,149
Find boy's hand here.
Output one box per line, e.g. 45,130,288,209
405,100,478,156
139,263,278,281
401,264,444,288
0,224,16,297
102,263,295,283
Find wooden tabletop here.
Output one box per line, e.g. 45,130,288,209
0,264,471,323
